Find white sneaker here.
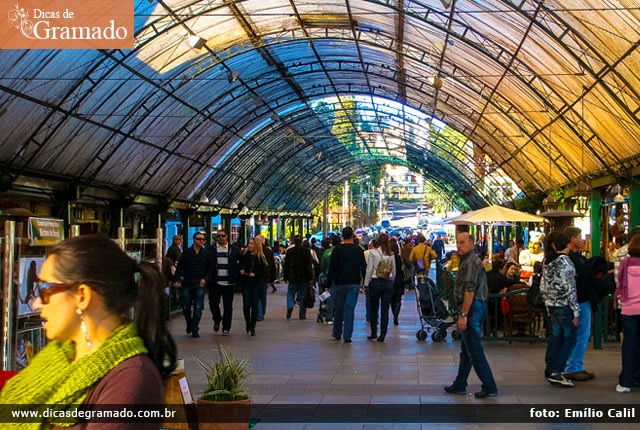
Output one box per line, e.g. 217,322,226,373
616,384,631,393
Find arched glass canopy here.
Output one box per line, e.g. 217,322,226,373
1,0,639,213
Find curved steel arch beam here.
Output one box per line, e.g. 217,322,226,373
130,1,632,193
202,85,512,201
110,2,568,199
162,29,568,189
197,100,493,211
180,57,533,189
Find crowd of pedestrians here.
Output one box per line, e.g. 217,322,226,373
165,222,640,396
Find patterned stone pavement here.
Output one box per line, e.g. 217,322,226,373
168,282,637,430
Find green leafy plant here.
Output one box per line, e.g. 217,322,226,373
195,345,252,401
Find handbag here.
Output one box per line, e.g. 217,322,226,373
414,246,428,272
500,288,511,315
304,283,316,309
402,263,413,283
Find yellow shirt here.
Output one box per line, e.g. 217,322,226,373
409,243,437,274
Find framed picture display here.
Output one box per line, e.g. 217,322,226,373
15,327,45,370
17,256,46,316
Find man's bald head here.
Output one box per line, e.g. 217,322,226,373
456,232,475,255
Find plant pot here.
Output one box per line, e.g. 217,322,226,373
196,397,251,430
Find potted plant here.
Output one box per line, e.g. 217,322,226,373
194,345,252,430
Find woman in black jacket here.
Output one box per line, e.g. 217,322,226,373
239,237,267,336
390,239,405,326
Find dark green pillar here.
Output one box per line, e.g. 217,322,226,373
591,189,603,350
631,181,640,228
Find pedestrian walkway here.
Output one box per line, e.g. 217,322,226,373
169,282,636,429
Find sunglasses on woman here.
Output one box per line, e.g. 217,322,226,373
37,279,78,304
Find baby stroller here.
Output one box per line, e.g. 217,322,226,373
415,277,461,342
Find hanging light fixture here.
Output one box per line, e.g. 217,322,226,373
574,180,591,213
574,92,591,214
543,128,558,212
614,184,625,204
188,35,207,49
542,194,558,212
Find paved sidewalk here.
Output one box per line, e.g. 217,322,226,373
169,282,637,429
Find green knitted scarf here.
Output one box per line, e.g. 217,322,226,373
0,323,148,429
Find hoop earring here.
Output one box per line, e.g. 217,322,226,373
76,308,92,348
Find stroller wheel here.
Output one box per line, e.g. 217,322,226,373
432,331,445,342
416,330,428,341
451,330,462,340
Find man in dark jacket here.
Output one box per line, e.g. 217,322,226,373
207,229,242,336
327,226,366,343
564,227,597,381
174,231,212,338
166,235,183,265
432,234,446,260
283,235,314,320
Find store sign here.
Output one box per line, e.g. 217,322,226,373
1,0,133,49
28,217,64,246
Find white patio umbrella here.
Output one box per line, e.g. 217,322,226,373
431,216,472,226
447,205,545,259
452,205,545,224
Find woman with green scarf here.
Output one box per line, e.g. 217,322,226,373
0,234,177,429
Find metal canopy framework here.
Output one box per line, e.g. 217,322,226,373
1,0,640,213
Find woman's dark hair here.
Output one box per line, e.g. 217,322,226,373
377,233,392,256
390,238,400,256
504,262,517,275
48,234,177,379
628,235,640,257
544,231,559,261
552,232,571,253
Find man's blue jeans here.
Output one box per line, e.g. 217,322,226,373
332,284,360,341
453,300,498,394
287,281,308,318
546,305,578,375
619,314,640,388
565,301,591,373
181,284,205,333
